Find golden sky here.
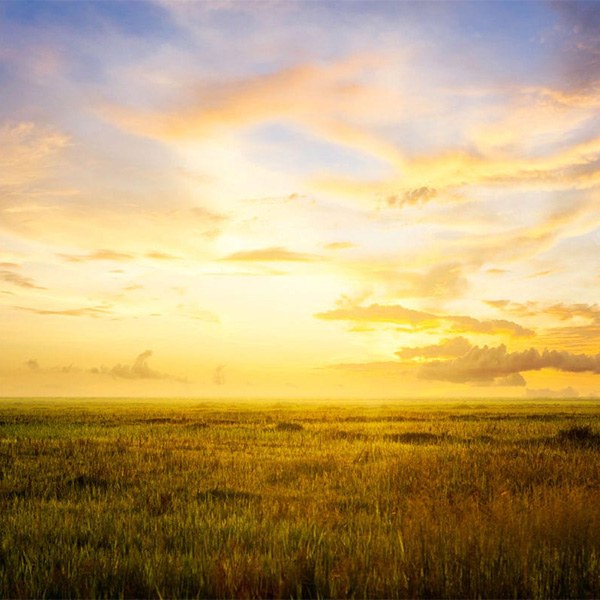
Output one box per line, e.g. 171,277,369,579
2,1,600,398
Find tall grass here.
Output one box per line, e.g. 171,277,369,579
0,399,599,598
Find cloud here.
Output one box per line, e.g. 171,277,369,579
552,1,600,92
484,299,511,310
396,338,527,387
162,206,227,241
485,300,600,324
386,187,437,208
145,251,182,260
312,82,600,212
327,361,409,374
107,350,163,380
450,196,600,268
360,264,468,301
324,241,358,251
316,302,533,337
316,138,600,208
15,305,113,318
221,246,320,262
0,121,69,189
493,373,527,387
535,324,600,355
213,364,226,385
20,353,185,382
91,350,181,381
1,270,45,290
471,372,527,387
25,359,40,371
175,303,220,323
22,359,77,375
187,206,227,223
57,249,135,263
100,55,405,171
419,343,600,384
396,336,472,359
446,316,533,338
316,302,436,326
526,269,556,279
538,303,600,323
56,248,194,265
385,262,470,299
526,386,579,399
1,200,228,265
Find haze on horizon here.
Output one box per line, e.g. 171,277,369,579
2,0,600,399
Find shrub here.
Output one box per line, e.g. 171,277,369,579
275,421,304,432
556,425,600,447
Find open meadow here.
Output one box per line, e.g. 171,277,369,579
1,398,600,599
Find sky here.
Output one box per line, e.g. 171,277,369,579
1,0,600,399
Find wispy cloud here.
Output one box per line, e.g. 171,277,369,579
57,249,135,263
221,246,320,262
100,55,405,171
552,1,600,92
323,241,358,251
446,197,600,267
175,303,220,323
485,300,600,324
1,270,45,290
371,262,470,299
316,302,533,337
525,269,556,279
0,121,69,189
15,305,113,318
145,251,182,261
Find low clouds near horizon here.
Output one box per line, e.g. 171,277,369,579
418,344,600,385
91,350,189,382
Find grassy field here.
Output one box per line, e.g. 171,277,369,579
1,398,599,599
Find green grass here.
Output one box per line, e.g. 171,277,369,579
1,398,600,598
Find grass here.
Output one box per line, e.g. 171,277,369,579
0,398,599,598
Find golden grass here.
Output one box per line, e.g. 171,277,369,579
0,398,599,598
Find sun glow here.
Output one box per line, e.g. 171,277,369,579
1,1,600,398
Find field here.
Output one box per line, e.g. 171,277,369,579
1,398,600,599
